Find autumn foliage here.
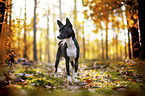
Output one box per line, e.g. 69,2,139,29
0,0,145,96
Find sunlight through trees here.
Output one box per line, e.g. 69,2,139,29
0,0,145,95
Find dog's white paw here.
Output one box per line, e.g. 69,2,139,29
73,73,77,83
54,73,57,77
67,76,72,82
72,70,77,82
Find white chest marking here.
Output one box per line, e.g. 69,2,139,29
65,37,77,61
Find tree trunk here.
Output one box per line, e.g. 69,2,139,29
33,0,37,62
59,0,62,21
138,0,145,60
130,26,140,58
101,30,104,61
121,9,127,59
47,14,50,63
0,0,6,34
9,0,12,52
127,6,140,59
23,0,27,58
9,0,12,29
74,0,78,39
115,35,118,59
53,12,57,61
87,39,90,59
111,12,115,60
105,21,108,60
5,10,8,23
124,38,127,59
82,21,85,60
113,31,115,60
18,18,21,58
128,30,131,59
39,32,42,62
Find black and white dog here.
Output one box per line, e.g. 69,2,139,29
54,18,79,83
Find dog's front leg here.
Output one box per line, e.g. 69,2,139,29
65,57,72,82
71,61,76,82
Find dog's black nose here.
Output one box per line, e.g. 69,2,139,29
57,36,60,39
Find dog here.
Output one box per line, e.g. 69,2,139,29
54,18,79,83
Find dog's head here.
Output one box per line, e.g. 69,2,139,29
57,18,75,39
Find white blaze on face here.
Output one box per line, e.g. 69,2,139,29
65,37,77,61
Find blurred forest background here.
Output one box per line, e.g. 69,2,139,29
1,0,145,95
0,0,145,63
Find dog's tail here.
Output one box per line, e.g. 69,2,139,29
58,41,63,46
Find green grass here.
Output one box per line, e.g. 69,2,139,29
1,60,145,96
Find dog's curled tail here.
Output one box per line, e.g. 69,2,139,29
58,41,63,46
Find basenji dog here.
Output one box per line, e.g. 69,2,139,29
54,18,79,83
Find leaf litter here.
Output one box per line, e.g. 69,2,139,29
1,60,145,96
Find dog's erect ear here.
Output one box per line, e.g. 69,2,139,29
66,18,72,28
57,20,63,27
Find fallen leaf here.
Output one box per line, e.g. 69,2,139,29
86,79,92,83
112,87,118,90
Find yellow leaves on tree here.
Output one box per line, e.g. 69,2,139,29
83,10,89,19
83,0,139,34
127,13,138,28
133,14,138,20
129,20,134,28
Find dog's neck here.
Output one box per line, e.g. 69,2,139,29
65,37,75,47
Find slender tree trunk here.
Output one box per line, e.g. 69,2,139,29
121,9,127,59
101,30,104,61
124,38,127,59
125,7,133,59
120,47,122,59
18,18,21,58
18,8,22,57
87,39,90,59
128,30,131,59
74,0,78,39
9,0,12,29
33,0,37,62
82,20,85,60
138,0,145,60
5,11,8,23
9,0,12,52
59,0,62,21
53,12,57,60
113,32,115,59
47,14,50,63
105,21,108,60
115,34,118,59
39,32,42,62
92,41,95,59
111,11,115,60
23,0,27,58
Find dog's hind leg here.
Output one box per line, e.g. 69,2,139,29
75,59,79,73
54,50,61,77
71,61,74,68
